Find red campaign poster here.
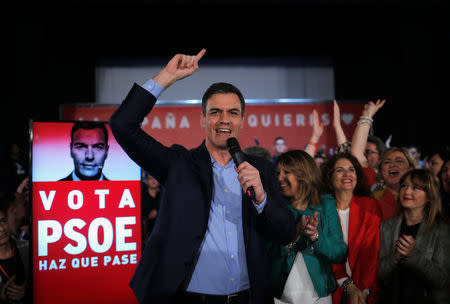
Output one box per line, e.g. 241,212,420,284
61,101,363,155
31,122,141,304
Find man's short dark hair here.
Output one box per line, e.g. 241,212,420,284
274,137,285,144
201,83,245,116
70,121,109,144
367,135,386,155
406,143,421,153
243,146,272,162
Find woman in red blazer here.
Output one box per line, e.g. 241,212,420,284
322,152,382,304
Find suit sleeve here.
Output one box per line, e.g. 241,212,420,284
361,200,381,295
109,84,173,184
404,222,450,288
332,262,348,281
378,220,398,280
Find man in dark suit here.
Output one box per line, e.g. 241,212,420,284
109,49,296,304
59,121,110,181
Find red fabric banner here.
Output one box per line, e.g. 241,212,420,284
61,102,363,155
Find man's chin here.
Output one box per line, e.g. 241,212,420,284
77,171,101,181
207,138,229,151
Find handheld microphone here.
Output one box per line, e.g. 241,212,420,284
226,137,256,200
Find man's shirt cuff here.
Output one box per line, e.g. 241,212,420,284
142,79,164,99
252,193,267,214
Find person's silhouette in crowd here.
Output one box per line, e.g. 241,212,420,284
407,144,424,168
366,135,386,170
5,177,30,241
0,194,30,304
243,145,272,162
272,137,288,163
141,171,161,243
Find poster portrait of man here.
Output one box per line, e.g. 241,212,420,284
31,121,140,182
59,121,110,181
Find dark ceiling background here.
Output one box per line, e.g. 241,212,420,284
2,0,449,156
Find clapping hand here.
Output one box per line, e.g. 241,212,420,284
301,211,319,242
347,283,368,304
396,234,416,259
1,275,26,302
332,100,342,129
311,109,324,141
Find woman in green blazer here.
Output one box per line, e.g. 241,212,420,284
268,150,347,303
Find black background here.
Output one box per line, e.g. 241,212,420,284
2,0,449,157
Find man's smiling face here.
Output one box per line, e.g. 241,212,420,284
201,93,244,152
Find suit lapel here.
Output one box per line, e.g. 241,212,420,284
391,215,403,245
190,141,214,220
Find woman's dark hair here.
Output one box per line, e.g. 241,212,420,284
321,152,370,197
399,169,444,233
438,151,450,219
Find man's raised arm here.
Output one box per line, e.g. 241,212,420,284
109,49,206,182
153,48,206,89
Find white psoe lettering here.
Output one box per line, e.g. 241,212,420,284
39,190,56,211
38,216,137,257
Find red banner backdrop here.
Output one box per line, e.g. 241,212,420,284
61,102,363,155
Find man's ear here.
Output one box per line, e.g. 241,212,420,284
70,143,74,159
200,113,206,128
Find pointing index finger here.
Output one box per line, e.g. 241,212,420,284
194,48,206,63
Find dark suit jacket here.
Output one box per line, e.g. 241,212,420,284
109,84,296,304
58,172,109,181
